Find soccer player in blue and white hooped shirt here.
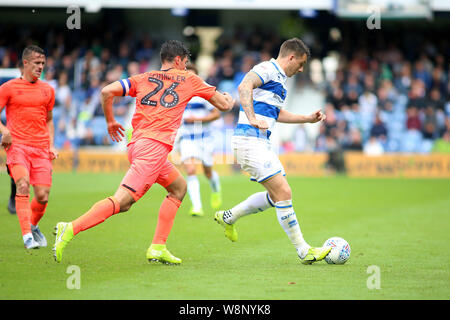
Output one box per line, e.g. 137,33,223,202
179,64,222,217
214,38,332,264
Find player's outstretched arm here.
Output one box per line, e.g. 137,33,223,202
101,81,125,142
184,108,220,124
277,109,326,124
208,91,234,112
238,72,268,129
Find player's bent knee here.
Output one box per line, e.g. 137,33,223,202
170,182,187,201
165,175,187,201
16,179,30,195
35,194,49,204
174,183,187,201
113,189,136,213
118,199,133,213
34,188,50,203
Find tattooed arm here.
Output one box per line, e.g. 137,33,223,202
237,71,268,129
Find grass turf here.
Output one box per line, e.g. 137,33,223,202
0,172,449,300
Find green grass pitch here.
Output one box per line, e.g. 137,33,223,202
0,172,449,300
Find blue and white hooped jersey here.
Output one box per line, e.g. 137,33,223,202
179,96,215,140
234,58,287,140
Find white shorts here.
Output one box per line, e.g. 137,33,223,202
180,135,214,167
231,136,285,183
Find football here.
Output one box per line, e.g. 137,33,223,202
323,237,351,264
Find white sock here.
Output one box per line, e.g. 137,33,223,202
275,200,310,259
223,191,274,224
208,170,221,193
187,175,202,211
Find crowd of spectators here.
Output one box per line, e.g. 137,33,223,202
209,23,450,157
316,46,450,157
206,22,450,162
1,18,449,159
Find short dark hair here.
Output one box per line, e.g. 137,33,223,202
278,38,310,59
22,45,45,61
160,40,190,63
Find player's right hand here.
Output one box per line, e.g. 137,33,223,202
107,121,125,142
249,118,269,130
1,130,12,150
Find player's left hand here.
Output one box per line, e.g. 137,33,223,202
49,146,59,160
309,110,326,123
